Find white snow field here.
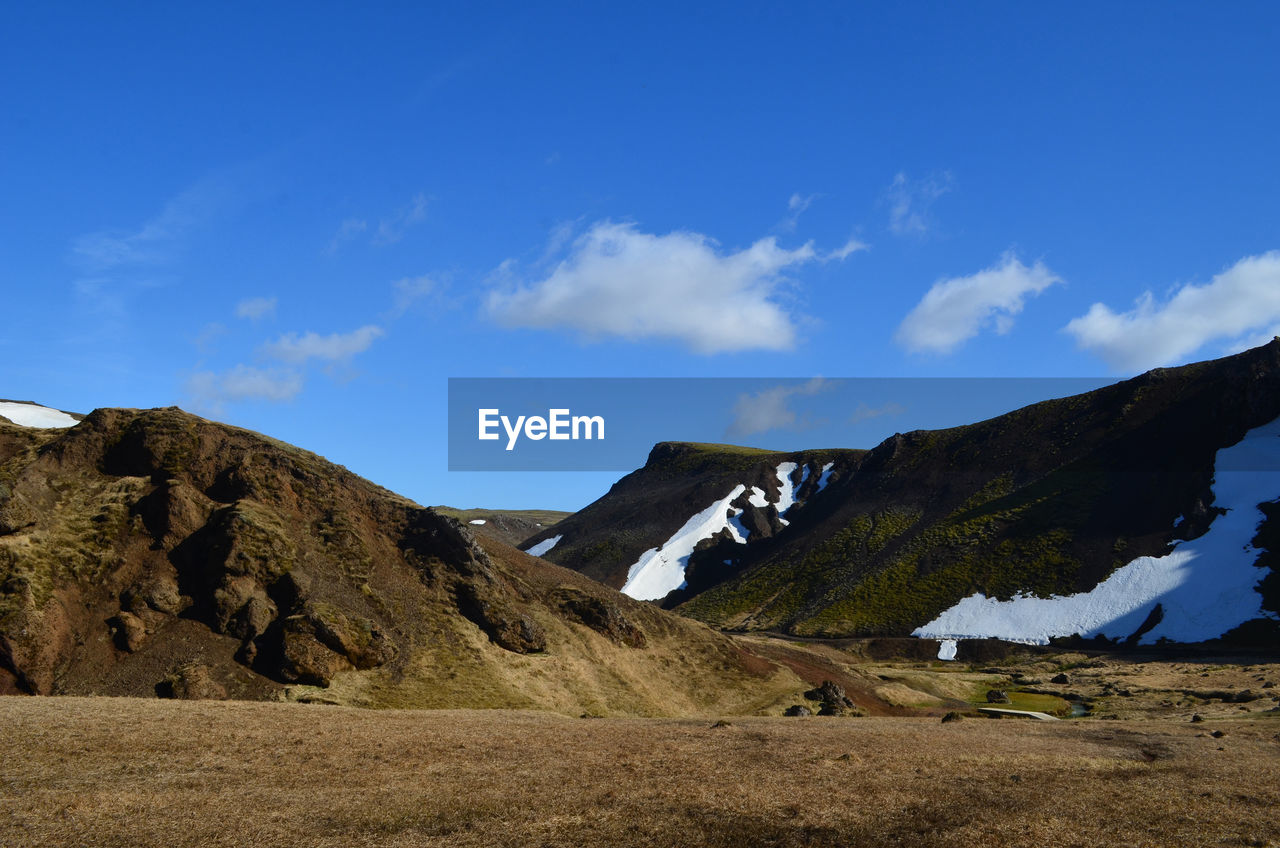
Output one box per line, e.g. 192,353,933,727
774,462,799,526
468,519,487,525
524,534,563,557
620,460,834,601
816,461,835,492
0,401,78,429
915,415,1280,647
621,485,749,600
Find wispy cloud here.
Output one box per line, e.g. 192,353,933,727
185,365,303,414
373,193,428,245
185,321,385,413
193,322,227,354
896,253,1061,354
72,177,231,271
485,220,861,354
262,325,384,364
326,193,429,253
235,296,277,321
726,377,829,438
389,275,437,317
1064,251,1280,372
885,171,952,236
781,192,818,232
326,218,368,254
849,401,906,425
825,237,869,262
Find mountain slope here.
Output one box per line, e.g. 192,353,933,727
0,406,813,715
524,341,1280,645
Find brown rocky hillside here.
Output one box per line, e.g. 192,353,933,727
0,407,806,715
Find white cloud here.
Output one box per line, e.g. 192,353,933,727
326,218,368,254
486,221,849,354
727,378,829,438
193,322,227,354
849,401,906,425
782,193,817,231
374,193,428,245
235,296,277,321
72,179,228,271
825,237,869,262
886,171,952,236
262,325,384,364
390,275,437,316
186,365,302,412
1064,251,1280,372
895,253,1061,354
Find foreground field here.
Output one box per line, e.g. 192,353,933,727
2,697,1278,847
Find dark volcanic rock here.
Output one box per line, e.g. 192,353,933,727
455,583,547,654
784,704,812,717
986,689,1010,704
556,588,647,647
277,615,354,686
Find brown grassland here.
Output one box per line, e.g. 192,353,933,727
2,695,1278,848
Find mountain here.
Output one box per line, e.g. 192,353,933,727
0,406,824,715
521,340,1280,647
431,506,571,548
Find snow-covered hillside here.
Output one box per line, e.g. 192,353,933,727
916,414,1280,653
620,461,829,601
0,401,78,429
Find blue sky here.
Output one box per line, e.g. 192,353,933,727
4,2,1279,510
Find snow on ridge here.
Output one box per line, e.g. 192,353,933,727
0,401,78,429
816,462,835,492
619,459,840,602
524,534,563,557
774,462,799,526
915,414,1280,646
621,484,748,601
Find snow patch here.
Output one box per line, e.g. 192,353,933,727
937,639,958,661
915,415,1280,646
0,401,78,429
621,485,747,601
524,534,563,557
747,486,769,508
816,462,835,491
468,519,486,525
774,462,799,526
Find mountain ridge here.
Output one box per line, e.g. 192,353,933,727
524,340,1280,646
0,405,823,715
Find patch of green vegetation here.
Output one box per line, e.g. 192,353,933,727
964,686,1072,717
783,468,1114,636
680,507,924,629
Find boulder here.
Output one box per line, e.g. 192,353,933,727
108,611,147,653
156,663,226,700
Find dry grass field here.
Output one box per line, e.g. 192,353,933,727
2,696,1278,848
